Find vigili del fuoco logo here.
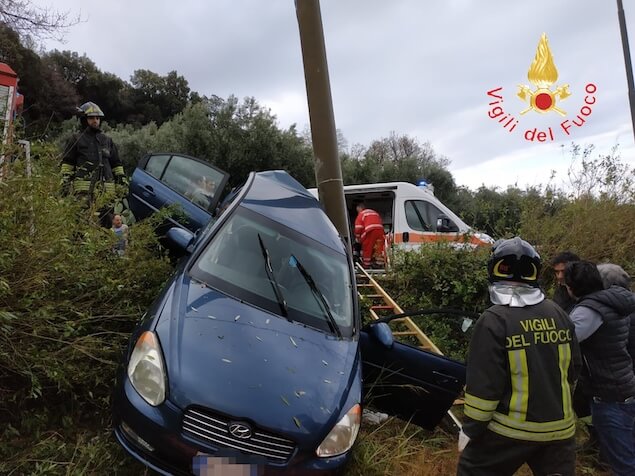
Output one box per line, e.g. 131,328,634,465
486,33,597,142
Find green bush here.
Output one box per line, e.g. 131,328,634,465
0,153,172,473
522,196,635,277
380,244,490,360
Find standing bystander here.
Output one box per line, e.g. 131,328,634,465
566,261,635,476
550,251,580,313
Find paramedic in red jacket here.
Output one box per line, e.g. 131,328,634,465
354,202,385,269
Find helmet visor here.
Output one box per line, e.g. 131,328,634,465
490,255,539,285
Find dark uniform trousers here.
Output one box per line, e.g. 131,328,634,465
457,430,575,476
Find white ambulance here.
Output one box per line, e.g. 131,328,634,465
309,181,494,250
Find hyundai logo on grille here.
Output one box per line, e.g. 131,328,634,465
228,422,253,439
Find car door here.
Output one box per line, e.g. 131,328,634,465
360,323,466,430
128,153,230,232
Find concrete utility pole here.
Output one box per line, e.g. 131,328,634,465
617,0,635,143
295,0,351,249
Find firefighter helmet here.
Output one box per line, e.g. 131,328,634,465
487,237,541,287
77,101,104,117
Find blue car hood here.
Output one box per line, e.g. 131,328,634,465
155,274,360,443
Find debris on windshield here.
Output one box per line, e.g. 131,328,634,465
289,336,297,347
255,336,262,342
280,395,290,406
293,416,302,429
217,335,224,340
221,358,232,364
207,315,216,319
323,379,331,384
234,315,240,321
190,306,198,312
265,319,270,325
320,406,332,415
322,360,328,366
294,390,306,398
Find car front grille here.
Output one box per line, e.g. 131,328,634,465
182,407,296,462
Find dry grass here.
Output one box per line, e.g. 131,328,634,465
347,417,611,476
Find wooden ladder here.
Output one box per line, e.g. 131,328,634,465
356,263,441,353
355,262,463,428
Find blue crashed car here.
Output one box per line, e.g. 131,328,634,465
114,167,466,475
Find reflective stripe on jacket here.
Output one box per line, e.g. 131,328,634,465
463,299,582,442
354,209,384,242
61,127,124,189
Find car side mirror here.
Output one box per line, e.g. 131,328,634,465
436,214,459,233
166,227,195,254
370,322,394,348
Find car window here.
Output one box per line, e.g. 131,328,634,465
191,206,354,337
161,155,225,211
145,154,170,179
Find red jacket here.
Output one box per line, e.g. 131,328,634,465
354,209,384,241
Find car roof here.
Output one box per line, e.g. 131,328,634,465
240,171,346,254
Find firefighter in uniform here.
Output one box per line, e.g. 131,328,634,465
60,101,127,227
354,202,385,269
457,237,582,476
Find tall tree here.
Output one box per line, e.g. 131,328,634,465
341,132,457,201
0,0,79,40
44,50,129,122
39,56,80,121
109,97,315,188
129,69,190,125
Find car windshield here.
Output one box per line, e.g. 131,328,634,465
190,206,354,336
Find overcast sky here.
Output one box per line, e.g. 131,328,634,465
33,0,635,190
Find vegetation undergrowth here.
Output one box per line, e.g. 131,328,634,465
0,149,172,474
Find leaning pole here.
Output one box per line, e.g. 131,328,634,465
617,0,635,144
295,0,351,251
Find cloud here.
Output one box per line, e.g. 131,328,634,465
36,0,635,190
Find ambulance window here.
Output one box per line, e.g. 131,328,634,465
405,201,432,231
405,200,447,232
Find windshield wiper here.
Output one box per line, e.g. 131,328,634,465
257,234,289,318
290,254,342,338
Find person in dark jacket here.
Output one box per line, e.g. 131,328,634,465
597,264,635,370
60,101,127,227
565,261,635,476
457,237,581,476
550,251,580,313
549,251,598,443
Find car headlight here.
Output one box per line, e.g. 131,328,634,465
316,404,361,457
127,331,167,406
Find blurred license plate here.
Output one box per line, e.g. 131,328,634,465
192,452,265,476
